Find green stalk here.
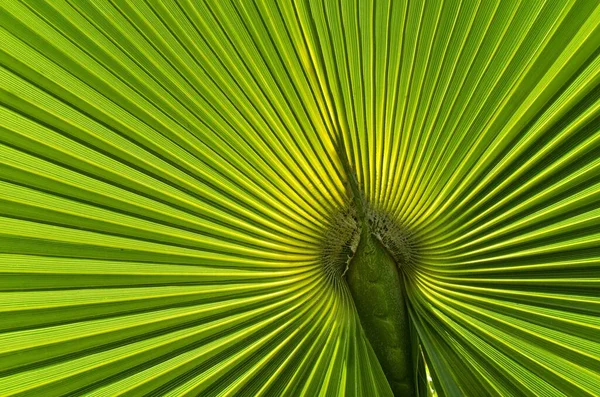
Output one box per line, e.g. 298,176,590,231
337,140,414,395
346,223,414,396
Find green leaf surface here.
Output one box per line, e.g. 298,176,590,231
0,0,598,396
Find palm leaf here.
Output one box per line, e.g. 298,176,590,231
0,0,598,395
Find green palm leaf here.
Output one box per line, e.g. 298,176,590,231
1,0,598,396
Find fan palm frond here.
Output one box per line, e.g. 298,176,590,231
1,0,598,395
